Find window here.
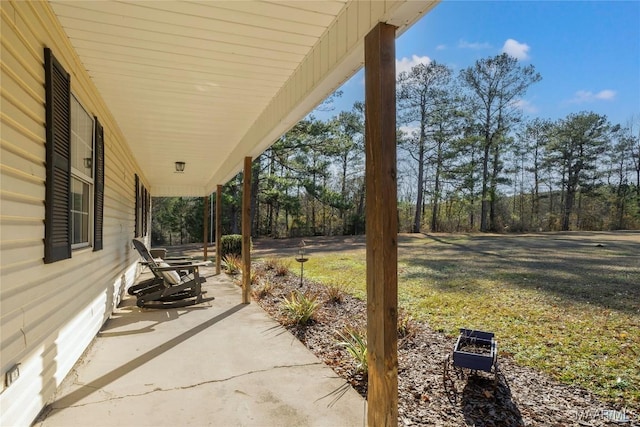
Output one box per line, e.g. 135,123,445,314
70,96,93,248
44,48,104,263
134,175,149,238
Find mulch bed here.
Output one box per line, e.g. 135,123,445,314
249,262,637,426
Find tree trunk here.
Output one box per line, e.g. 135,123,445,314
533,156,540,229
576,190,583,230
413,140,425,233
636,165,640,215
311,160,317,235
285,209,290,235
489,145,500,231
357,181,365,234
341,152,349,235
480,142,490,232
563,176,577,231
469,148,476,230
267,201,273,236
431,141,442,232
250,159,260,236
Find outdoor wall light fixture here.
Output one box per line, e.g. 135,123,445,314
175,161,186,173
83,157,92,169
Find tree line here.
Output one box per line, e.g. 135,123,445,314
152,53,640,245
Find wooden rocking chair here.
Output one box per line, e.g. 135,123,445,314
132,239,214,309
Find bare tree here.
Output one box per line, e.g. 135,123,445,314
608,124,637,228
328,103,365,234
519,118,553,229
547,112,611,230
460,53,541,231
397,61,453,233
628,115,640,211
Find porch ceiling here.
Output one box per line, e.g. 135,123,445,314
49,0,438,196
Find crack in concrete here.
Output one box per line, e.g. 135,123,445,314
58,362,322,409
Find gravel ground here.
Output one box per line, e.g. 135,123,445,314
249,262,638,427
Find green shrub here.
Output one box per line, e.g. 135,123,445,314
219,234,251,258
251,270,264,285
397,313,417,339
336,327,368,374
252,279,274,300
263,257,279,270
282,291,320,325
222,254,241,274
325,282,345,303
261,257,289,276
274,259,290,277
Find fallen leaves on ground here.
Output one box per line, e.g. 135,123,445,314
252,261,638,426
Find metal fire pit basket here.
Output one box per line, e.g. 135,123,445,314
452,328,497,373
443,328,500,404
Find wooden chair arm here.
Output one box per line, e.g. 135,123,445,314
151,261,211,272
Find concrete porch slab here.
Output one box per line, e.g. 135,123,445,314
34,269,366,427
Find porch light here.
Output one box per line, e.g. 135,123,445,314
175,161,185,172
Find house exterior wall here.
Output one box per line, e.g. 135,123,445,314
0,1,147,425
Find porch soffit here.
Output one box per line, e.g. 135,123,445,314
48,0,439,197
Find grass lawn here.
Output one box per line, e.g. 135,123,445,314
294,232,640,409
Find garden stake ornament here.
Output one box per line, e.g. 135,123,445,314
295,240,309,287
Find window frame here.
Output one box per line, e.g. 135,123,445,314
44,47,105,263
134,174,150,238
70,94,95,250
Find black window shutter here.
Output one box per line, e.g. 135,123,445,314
135,174,140,237
142,187,147,237
93,117,105,251
44,48,71,263
145,187,150,237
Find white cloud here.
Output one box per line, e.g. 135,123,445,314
502,39,530,60
569,89,617,103
513,99,538,114
396,55,431,76
458,39,492,50
436,44,447,51
594,89,616,100
399,125,419,140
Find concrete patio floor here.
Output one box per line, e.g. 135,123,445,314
34,268,366,427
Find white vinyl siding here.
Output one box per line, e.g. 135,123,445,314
0,1,149,425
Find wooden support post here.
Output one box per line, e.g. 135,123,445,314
242,157,252,304
216,185,222,275
203,195,209,261
365,22,398,427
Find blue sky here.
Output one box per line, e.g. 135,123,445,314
315,1,640,127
